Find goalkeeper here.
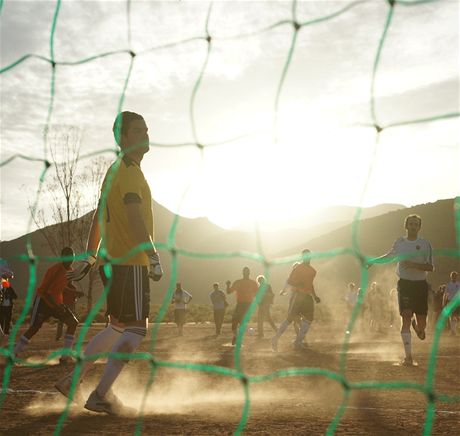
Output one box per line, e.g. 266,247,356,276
55,111,163,415
14,246,79,364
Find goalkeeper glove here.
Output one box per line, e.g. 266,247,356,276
67,255,96,281
314,295,321,304
148,253,163,281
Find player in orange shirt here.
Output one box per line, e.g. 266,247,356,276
226,267,258,345
272,249,321,351
55,283,84,341
14,247,79,363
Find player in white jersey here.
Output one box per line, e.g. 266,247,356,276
373,215,434,366
444,271,459,335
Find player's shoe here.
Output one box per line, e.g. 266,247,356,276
84,389,131,415
411,319,425,340
400,356,415,367
293,341,308,351
54,374,84,405
271,336,278,352
59,355,74,365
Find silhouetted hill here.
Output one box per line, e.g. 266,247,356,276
0,199,457,306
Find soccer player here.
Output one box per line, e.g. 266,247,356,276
445,271,459,335
55,111,163,414
256,275,277,338
55,283,84,341
0,273,18,335
345,282,358,319
272,249,321,352
209,282,228,336
226,267,258,345
13,247,79,364
172,283,192,336
373,214,433,366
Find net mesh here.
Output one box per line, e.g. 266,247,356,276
1,0,459,435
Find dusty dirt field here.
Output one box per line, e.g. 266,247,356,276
1,322,459,435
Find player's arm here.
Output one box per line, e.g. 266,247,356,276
124,201,162,281
311,285,321,303
67,208,101,281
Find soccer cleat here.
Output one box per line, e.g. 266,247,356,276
271,336,278,352
84,389,128,415
400,356,414,367
411,319,426,340
55,374,84,405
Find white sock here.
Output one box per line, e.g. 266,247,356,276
74,325,124,383
96,327,146,397
14,335,30,355
295,320,311,344
275,320,290,339
63,334,74,350
401,331,412,358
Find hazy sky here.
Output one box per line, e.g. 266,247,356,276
1,0,459,241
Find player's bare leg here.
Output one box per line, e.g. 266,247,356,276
400,310,414,365
411,314,426,340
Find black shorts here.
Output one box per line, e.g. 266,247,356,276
232,302,251,325
30,297,78,328
100,265,150,323
174,309,186,325
287,292,314,322
397,279,428,316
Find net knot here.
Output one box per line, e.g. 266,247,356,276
196,142,204,150
206,35,212,44
374,124,383,133
129,50,136,58
44,160,51,169
50,60,56,69
387,0,396,7
241,375,249,386
426,391,436,403
293,21,301,32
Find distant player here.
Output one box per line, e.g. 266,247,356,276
373,214,433,366
256,275,277,338
0,273,18,335
209,282,228,336
172,283,192,336
226,267,258,345
445,271,459,335
55,111,163,414
345,282,358,319
429,285,445,330
56,283,84,341
272,249,320,352
13,247,79,364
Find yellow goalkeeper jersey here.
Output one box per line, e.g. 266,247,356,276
100,156,154,266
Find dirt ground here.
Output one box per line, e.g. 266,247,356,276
1,322,459,435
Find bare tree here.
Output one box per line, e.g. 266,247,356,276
29,125,111,313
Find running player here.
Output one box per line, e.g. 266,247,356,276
226,267,258,345
55,283,84,341
272,249,321,352
209,282,228,336
172,283,192,336
445,271,459,335
55,111,163,414
373,214,433,366
256,275,277,338
13,247,79,364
